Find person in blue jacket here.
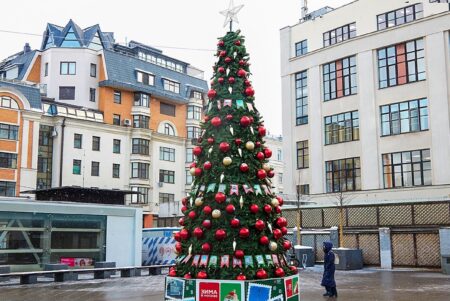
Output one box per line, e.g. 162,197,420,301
321,241,337,297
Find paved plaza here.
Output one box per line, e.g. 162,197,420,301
0,267,449,301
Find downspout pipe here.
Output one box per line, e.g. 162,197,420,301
59,118,66,187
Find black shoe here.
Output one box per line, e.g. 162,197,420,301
323,292,331,297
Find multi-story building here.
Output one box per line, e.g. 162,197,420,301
280,0,450,204
0,20,208,225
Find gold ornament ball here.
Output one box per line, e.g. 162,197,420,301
223,156,232,166
269,241,278,251
190,167,196,176
245,141,255,151
212,209,221,219
271,198,280,207
195,197,203,207
263,163,271,171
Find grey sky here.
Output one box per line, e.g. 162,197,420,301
0,0,351,135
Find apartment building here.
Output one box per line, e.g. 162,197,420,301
0,20,208,224
280,0,450,205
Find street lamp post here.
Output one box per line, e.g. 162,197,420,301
296,184,302,246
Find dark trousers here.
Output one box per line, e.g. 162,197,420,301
325,286,338,297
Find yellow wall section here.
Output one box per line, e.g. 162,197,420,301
0,140,17,152
0,170,15,181
26,54,41,83
98,87,133,125
150,97,187,138
27,121,34,169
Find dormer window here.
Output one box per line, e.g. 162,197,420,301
163,79,180,94
88,31,103,51
136,70,154,86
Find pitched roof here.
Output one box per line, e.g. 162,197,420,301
0,50,37,80
0,80,42,109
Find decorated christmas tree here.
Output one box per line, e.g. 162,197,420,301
169,18,296,282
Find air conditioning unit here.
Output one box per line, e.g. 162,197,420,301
123,119,131,126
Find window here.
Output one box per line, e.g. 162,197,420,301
159,170,175,184
160,147,175,162
91,161,99,176
132,138,150,155
159,193,175,204
323,22,356,47
383,149,431,188
0,123,19,140
131,162,149,179
186,148,194,163
88,31,103,50
296,140,309,169
323,56,357,101
377,38,425,89
90,88,96,102
113,139,121,154
92,136,100,151
73,159,81,175
295,39,308,56
130,186,149,204
187,106,201,120
113,114,121,126
277,149,283,161
136,70,154,86
187,126,201,139
0,181,15,196
112,163,120,178
133,115,149,129
114,91,121,104
161,102,176,116
381,98,428,136
74,134,82,149
164,123,176,136
326,157,361,192
60,62,76,75
278,173,283,184
59,86,75,100
0,152,17,168
377,3,423,30
297,184,310,195
325,111,359,145
134,93,150,107
163,79,180,93
186,169,193,185
193,91,203,100
44,63,48,76
61,27,81,47
295,71,308,125
90,63,97,77
0,97,19,109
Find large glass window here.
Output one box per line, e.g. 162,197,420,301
131,162,149,179
323,56,357,101
295,40,308,57
193,91,203,100
186,148,194,163
134,93,150,107
132,138,150,155
133,115,149,129
186,169,193,185
326,157,361,192
159,170,175,184
73,159,81,175
295,71,308,125
159,193,175,204
74,134,82,149
381,98,428,136
0,181,15,196
112,164,120,178
323,23,356,47
59,86,75,100
383,149,431,188
92,136,100,151
136,71,154,86
113,114,121,126
161,103,176,116
0,123,19,140
91,161,99,177
187,106,202,120
325,111,359,145
0,97,19,109
60,27,81,47
114,91,122,104
113,139,121,154
160,147,175,162
0,152,17,169
89,88,96,102
296,140,309,169
377,3,423,30
377,38,425,88
90,63,97,77
187,126,201,139
60,62,76,75
163,79,180,93
130,187,149,204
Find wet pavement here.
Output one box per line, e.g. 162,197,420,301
0,267,449,301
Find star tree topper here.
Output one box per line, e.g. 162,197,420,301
220,0,244,31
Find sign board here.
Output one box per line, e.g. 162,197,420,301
60,257,93,267
142,227,179,265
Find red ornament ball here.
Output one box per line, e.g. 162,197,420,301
235,40,241,46
237,69,246,78
215,229,227,241
193,227,204,239
239,163,249,172
215,192,226,203
181,206,188,213
178,217,185,226
281,227,288,235
228,77,235,84
201,243,211,253
244,79,251,86
256,269,268,279
224,57,232,64
207,89,217,99
189,162,197,169
181,197,188,205
275,267,285,277
194,168,202,177
218,67,225,74
202,219,212,229
197,270,208,279
250,204,259,214
257,169,267,179
226,114,233,121
256,152,265,161
240,116,251,127
276,217,288,228
203,161,212,170
204,115,210,122
175,242,182,253
239,227,250,238
174,232,181,242
184,273,192,279
276,196,284,206
235,250,244,259
267,170,275,178
169,267,177,277
235,138,242,145
211,117,222,127
239,59,246,66
273,229,283,240
283,240,292,250
219,142,230,152
218,40,225,47
255,141,261,148
236,274,246,280
197,137,203,143
263,204,272,214
245,87,255,97
259,236,270,245
258,126,266,136
264,148,273,158
255,219,265,231
193,146,202,156
218,77,224,84
230,218,240,228
275,206,282,214
207,137,215,144
226,204,235,214
290,266,299,274
219,50,227,57
203,206,212,215
188,211,197,220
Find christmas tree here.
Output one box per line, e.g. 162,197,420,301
169,29,297,280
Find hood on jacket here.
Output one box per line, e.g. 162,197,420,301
323,241,333,253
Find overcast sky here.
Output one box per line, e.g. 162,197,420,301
0,0,352,135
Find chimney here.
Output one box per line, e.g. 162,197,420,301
23,43,31,53
301,0,308,19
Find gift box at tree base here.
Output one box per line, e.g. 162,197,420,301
164,9,299,301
